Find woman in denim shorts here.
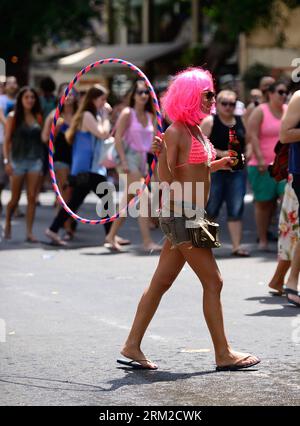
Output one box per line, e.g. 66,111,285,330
117,68,260,371
3,86,44,242
104,80,162,252
42,84,78,214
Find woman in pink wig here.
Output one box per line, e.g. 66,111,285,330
117,68,260,371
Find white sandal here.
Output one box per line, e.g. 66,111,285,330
45,229,68,246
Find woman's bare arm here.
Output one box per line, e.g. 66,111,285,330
162,126,180,178
0,107,6,127
114,107,131,170
81,111,110,140
280,91,300,143
247,106,265,170
41,110,55,143
3,113,15,175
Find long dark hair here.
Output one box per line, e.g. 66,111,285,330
266,80,288,101
65,84,107,144
57,83,78,115
129,80,155,114
14,86,43,129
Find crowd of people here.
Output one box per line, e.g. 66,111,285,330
0,72,299,309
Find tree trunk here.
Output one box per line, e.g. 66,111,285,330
203,38,236,74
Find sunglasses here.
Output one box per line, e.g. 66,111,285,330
203,91,216,101
220,101,236,108
276,90,288,96
136,89,150,96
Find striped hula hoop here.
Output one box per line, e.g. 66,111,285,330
48,58,162,225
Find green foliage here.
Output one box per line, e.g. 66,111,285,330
243,62,272,90
202,0,299,41
0,0,97,57
179,44,205,68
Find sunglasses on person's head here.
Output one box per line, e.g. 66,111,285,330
276,89,288,96
220,101,236,107
136,89,150,96
203,91,216,101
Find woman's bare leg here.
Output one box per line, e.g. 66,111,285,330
177,243,260,368
121,239,185,368
255,200,274,249
285,241,300,305
25,172,40,240
138,184,162,251
105,171,161,250
4,174,25,239
268,259,290,293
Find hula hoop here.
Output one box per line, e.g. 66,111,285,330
48,58,163,225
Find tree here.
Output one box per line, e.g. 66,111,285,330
0,0,98,84
199,0,300,73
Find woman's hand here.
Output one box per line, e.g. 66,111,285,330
257,158,267,174
220,156,237,170
211,156,236,172
121,159,130,173
103,102,112,115
5,162,13,177
151,134,165,154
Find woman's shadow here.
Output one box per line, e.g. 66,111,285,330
0,365,259,395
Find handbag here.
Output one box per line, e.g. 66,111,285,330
268,141,289,182
99,109,132,169
187,218,221,249
98,136,120,169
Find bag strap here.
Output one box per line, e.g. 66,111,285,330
198,221,216,241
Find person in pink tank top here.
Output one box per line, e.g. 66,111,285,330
104,80,162,252
247,80,288,250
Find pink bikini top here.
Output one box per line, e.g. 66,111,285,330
175,124,217,168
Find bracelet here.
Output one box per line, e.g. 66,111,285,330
3,158,9,165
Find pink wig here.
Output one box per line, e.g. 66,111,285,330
161,67,214,125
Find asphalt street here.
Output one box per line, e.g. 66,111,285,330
0,189,299,406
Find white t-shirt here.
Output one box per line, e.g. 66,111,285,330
234,100,245,116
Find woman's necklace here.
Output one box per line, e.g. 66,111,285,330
196,124,212,166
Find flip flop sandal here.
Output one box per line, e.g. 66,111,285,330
231,249,250,257
216,356,261,371
269,290,285,296
117,358,158,370
116,238,131,246
283,286,299,295
285,289,300,307
25,237,39,244
104,242,123,252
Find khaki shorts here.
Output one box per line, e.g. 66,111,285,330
159,202,206,248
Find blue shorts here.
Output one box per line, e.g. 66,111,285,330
11,158,43,176
206,169,247,221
